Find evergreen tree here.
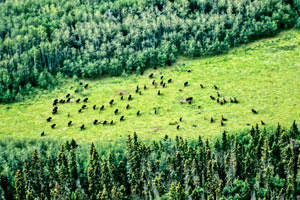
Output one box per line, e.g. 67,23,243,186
69,147,78,191
15,170,25,200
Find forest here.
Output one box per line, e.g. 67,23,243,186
0,0,299,102
0,122,299,199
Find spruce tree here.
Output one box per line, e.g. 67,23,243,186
69,147,78,191
15,169,25,200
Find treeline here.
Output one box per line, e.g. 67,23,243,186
0,0,299,102
0,121,299,199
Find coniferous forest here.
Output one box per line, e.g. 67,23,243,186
0,123,299,199
0,0,299,102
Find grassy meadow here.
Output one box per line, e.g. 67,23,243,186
0,30,299,143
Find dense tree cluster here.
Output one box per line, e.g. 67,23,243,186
0,121,299,199
0,0,298,102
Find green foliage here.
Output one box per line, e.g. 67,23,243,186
0,0,299,102
0,122,300,199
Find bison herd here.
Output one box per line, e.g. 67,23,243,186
41,69,261,137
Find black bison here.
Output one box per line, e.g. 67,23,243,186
41,131,45,137
184,82,189,87
109,99,114,106
93,120,98,125
149,73,154,78
51,124,56,129
114,109,119,115
68,121,72,127
46,117,52,122
251,109,258,114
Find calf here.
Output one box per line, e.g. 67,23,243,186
110,120,114,125
93,105,96,110
80,124,85,130
200,84,204,88
221,115,227,121
103,120,107,125
221,121,224,126
157,90,161,95
176,125,180,130
210,117,214,123
144,85,147,90
120,96,124,100
137,110,141,116
126,104,130,109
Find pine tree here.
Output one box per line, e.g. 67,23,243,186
153,172,165,196
57,145,69,184
15,169,25,200
69,147,78,191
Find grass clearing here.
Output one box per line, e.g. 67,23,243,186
0,30,299,143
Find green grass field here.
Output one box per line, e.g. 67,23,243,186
0,30,299,143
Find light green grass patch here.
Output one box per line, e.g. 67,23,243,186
0,30,299,143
